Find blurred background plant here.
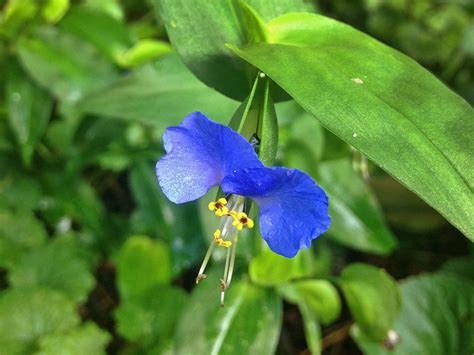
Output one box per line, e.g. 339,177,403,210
0,0,472,354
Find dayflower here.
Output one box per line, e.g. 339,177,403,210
156,112,330,305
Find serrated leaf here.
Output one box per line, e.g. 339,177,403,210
229,13,474,239
116,235,171,300
175,271,282,355
352,273,474,354
339,263,400,341
0,174,41,212
0,288,80,353
0,211,47,269
8,237,96,303
38,322,111,355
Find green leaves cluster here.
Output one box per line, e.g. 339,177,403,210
1,0,472,354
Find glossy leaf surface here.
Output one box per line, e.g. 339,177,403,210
230,13,474,239
154,0,316,100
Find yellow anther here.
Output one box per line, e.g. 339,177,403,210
208,198,229,216
213,229,232,247
230,211,254,231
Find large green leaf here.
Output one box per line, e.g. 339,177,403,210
353,272,474,354
6,59,53,166
0,288,80,354
78,53,239,134
154,0,316,100
339,263,401,341
175,271,282,355
279,102,396,254
229,13,474,239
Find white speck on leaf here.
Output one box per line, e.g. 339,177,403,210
351,78,364,84
352,133,358,138
259,72,266,78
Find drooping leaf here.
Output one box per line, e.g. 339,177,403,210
175,271,282,355
281,125,397,254
0,288,80,353
153,0,316,100
317,159,397,255
6,59,53,166
78,53,239,135
352,272,474,354
229,13,474,239
116,235,172,300
38,322,111,355
339,263,401,341
8,237,96,303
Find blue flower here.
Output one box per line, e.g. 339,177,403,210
156,111,330,256
156,112,330,304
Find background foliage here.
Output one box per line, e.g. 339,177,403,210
0,0,472,354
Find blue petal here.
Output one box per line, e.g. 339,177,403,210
156,112,263,204
222,167,330,257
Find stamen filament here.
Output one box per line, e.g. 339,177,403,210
195,241,215,284
226,239,238,288
220,245,232,306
